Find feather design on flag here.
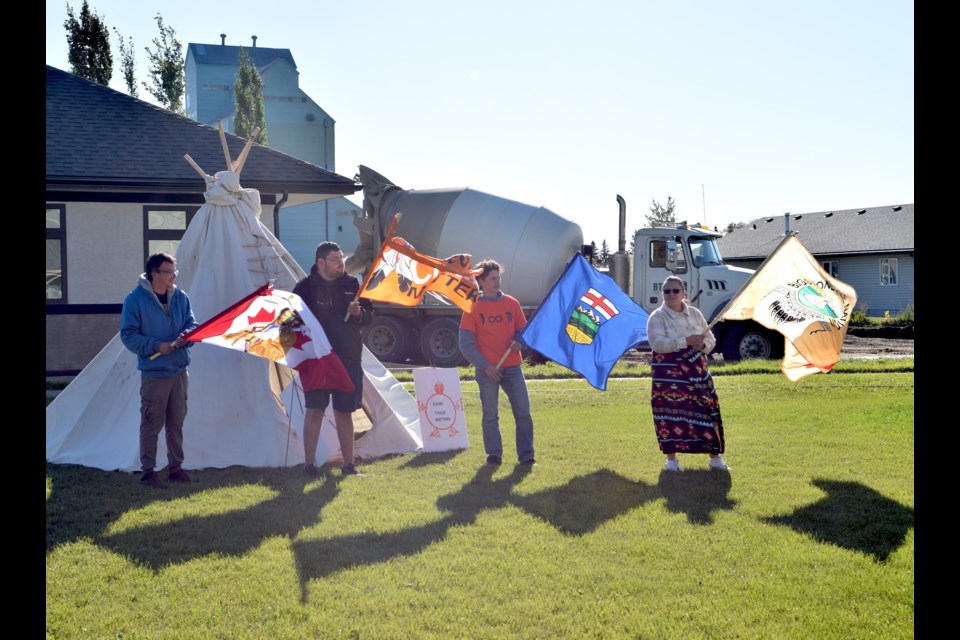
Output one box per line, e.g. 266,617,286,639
518,253,649,391
713,232,857,381
183,283,354,392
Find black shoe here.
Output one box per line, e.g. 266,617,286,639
486,455,502,466
520,458,537,466
341,463,364,477
304,464,320,478
141,470,168,489
167,468,195,484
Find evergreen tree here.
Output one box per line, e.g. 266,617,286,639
644,196,676,227
142,14,185,113
64,1,112,85
599,239,611,267
113,27,137,97
234,47,268,144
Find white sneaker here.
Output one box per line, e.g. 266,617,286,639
708,457,730,471
664,459,683,472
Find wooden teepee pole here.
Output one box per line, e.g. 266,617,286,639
232,127,261,175
217,121,233,171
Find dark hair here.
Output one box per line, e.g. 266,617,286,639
476,259,502,280
315,241,342,261
145,253,175,282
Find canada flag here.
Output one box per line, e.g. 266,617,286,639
183,282,354,392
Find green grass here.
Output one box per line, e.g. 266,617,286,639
46,366,914,639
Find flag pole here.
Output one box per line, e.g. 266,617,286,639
705,231,798,331
495,349,511,370
149,280,275,360
344,212,401,321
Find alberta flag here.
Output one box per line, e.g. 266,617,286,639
183,282,354,392
518,253,650,390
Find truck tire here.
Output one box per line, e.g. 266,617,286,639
362,316,412,363
419,317,468,367
720,322,782,362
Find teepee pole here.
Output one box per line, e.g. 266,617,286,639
183,154,208,180
217,121,233,171
233,127,261,175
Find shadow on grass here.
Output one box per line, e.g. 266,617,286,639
512,469,660,535
46,463,343,568
762,478,914,563
657,468,735,525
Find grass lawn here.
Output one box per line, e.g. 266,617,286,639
46,362,913,639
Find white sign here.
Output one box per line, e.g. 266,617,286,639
413,368,469,452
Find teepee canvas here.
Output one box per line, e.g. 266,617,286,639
46,136,422,472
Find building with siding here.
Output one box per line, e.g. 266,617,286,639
715,204,914,317
185,36,362,271
46,65,360,375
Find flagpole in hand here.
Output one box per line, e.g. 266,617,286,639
344,212,402,321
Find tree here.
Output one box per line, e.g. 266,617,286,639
598,239,611,267
113,27,137,97
645,196,676,228
64,1,112,85
142,14,185,113
724,221,747,234
233,47,268,144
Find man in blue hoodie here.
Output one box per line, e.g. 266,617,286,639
120,253,199,488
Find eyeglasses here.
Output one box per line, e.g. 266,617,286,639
157,269,179,277
662,288,682,294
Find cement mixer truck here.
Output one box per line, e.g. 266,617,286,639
345,166,781,366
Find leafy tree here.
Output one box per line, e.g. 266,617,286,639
645,196,676,227
724,220,747,234
626,196,678,254
233,47,268,144
598,239,611,267
142,14,185,113
64,1,112,85
113,27,137,97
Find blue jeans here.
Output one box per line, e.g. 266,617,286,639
475,365,535,462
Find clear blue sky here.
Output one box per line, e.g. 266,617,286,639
46,0,913,247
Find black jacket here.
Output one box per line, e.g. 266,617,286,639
293,267,374,365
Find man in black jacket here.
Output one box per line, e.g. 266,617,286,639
293,241,374,477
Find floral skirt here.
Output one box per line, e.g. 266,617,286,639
650,348,725,455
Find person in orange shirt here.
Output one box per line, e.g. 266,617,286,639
458,259,536,466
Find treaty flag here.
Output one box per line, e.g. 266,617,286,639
713,231,857,381
518,253,650,390
183,282,355,392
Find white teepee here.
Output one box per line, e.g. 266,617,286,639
46,136,422,472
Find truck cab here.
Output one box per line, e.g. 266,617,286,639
632,223,783,362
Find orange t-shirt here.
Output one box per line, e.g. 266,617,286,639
459,294,527,368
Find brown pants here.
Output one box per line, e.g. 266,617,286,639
139,373,189,472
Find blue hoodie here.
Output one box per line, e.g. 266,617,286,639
120,274,199,377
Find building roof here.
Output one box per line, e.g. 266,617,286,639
45,65,358,203
716,204,914,260
186,41,297,70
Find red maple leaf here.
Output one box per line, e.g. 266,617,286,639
245,307,276,325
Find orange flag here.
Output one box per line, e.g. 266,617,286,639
359,235,481,313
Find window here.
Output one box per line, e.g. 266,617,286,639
880,258,898,286
46,205,66,302
822,260,839,278
144,206,199,261
648,239,686,272
649,240,667,267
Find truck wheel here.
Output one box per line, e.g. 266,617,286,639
419,317,468,367
720,322,782,362
362,316,411,363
